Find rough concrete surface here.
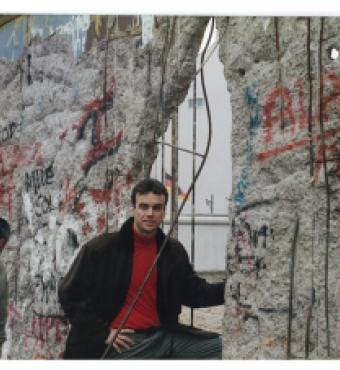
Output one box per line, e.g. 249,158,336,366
217,17,340,359
0,16,209,359
1,15,340,360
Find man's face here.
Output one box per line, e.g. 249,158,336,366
133,192,166,237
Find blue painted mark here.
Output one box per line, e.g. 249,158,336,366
250,109,261,137
234,166,249,205
0,15,90,62
246,85,262,137
233,85,262,205
0,18,26,61
245,86,257,105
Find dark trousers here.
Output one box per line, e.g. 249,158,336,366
105,328,222,360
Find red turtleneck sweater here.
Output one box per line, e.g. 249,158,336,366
110,226,160,329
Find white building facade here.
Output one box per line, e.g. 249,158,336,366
152,36,232,272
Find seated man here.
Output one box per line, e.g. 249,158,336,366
58,178,225,359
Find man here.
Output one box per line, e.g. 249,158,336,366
58,178,225,359
0,218,10,358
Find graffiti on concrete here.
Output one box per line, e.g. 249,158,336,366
258,72,340,183
263,86,296,142
33,273,57,310
22,163,56,229
0,142,43,178
24,164,54,195
0,136,43,216
25,314,68,359
0,142,43,218
228,215,270,279
228,212,290,327
0,181,15,218
71,76,123,175
7,300,21,329
234,85,262,205
233,70,340,206
32,193,52,218
0,121,21,145
7,299,68,359
60,169,133,235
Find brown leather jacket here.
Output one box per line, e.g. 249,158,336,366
58,217,225,358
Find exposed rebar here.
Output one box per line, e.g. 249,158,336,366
305,17,316,359
318,17,331,357
287,215,299,359
274,17,285,131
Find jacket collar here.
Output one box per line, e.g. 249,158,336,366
120,217,166,251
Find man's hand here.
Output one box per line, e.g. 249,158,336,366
105,328,135,353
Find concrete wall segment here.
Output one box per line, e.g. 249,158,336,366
219,16,340,359
0,15,210,358
1,13,338,360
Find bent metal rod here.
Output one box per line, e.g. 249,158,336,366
101,17,215,359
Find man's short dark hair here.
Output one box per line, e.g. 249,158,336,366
0,218,10,241
131,178,168,208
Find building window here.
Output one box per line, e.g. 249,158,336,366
188,98,204,109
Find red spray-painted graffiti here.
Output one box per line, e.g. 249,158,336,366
7,300,21,329
89,188,112,203
23,315,68,359
257,127,338,161
7,300,68,359
82,221,92,236
78,129,123,175
61,176,79,214
24,316,65,346
257,71,340,183
0,182,15,219
0,143,43,178
263,87,297,143
262,72,340,144
97,214,106,233
71,77,123,175
61,170,133,235
0,143,43,218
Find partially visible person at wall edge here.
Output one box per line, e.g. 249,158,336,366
58,178,225,359
0,218,10,359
